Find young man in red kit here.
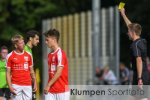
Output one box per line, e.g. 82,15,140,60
44,29,69,100
6,34,37,100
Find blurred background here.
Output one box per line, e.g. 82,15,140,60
1,0,150,99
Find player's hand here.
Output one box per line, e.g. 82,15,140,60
138,79,143,89
33,82,37,92
120,8,125,15
44,84,50,94
10,86,17,95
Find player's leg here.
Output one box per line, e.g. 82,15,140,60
32,81,36,100
32,90,36,100
56,92,70,100
4,88,11,100
22,85,32,100
0,88,4,100
45,92,56,100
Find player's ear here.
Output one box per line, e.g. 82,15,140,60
134,32,137,36
29,37,32,41
14,44,17,48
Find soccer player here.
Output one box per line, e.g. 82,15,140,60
0,46,11,100
24,30,39,55
6,34,37,100
44,29,69,100
120,8,150,100
24,30,39,100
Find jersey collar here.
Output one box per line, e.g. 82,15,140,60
14,50,24,55
51,48,60,54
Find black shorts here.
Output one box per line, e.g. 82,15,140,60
0,88,11,99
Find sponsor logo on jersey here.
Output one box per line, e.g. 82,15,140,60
13,58,17,60
24,56,28,61
52,56,55,63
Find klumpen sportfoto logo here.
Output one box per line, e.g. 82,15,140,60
66,85,150,98
70,88,144,97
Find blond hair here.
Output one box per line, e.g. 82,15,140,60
128,23,142,36
11,34,24,45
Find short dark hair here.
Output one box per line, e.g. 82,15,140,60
128,23,142,36
44,29,60,42
26,30,39,41
0,45,8,52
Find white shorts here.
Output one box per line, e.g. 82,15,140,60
11,84,32,100
45,92,70,100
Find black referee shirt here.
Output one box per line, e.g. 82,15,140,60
130,38,148,74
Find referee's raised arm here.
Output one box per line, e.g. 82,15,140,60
120,8,132,28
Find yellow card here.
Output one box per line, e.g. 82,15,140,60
118,2,125,10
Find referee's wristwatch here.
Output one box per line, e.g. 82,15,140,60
138,77,142,80
138,78,143,85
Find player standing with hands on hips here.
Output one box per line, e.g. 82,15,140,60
120,8,150,100
44,29,70,100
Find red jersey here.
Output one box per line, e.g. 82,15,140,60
6,51,33,86
48,48,69,93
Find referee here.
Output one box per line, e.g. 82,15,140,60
120,8,150,100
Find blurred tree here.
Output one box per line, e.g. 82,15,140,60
0,0,92,41
0,0,150,69
0,0,57,41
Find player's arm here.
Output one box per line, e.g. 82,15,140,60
133,42,143,88
6,68,16,95
30,66,37,92
120,8,132,27
44,66,63,94
47,66,63,86
136,57,143,80
6,68,12,88
136,57,143,89
28,54,37,92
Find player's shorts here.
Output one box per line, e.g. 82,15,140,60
11,84,32,100
45,91,70,100
0,88,11,99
